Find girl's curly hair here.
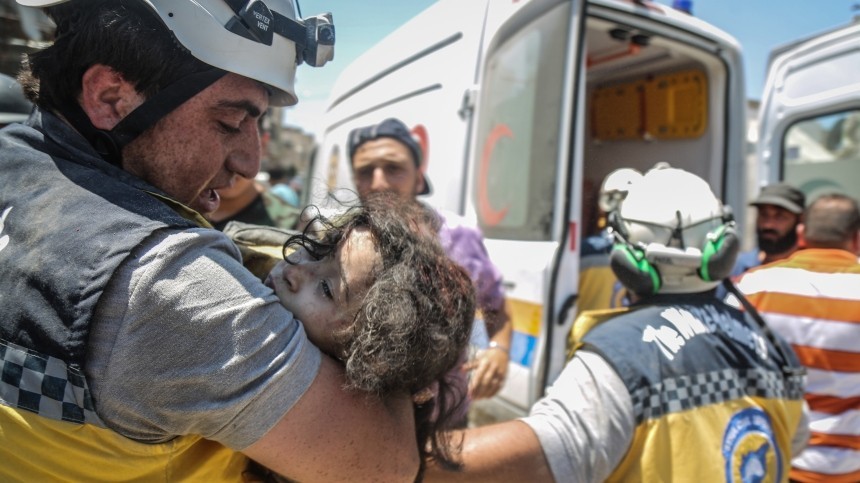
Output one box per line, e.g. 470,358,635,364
283,192,475,479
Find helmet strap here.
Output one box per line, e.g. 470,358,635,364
59,68,227,166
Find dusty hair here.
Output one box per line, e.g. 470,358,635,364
283,192,475,478
18,1,210,109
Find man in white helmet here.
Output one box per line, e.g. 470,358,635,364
427,168,809,482
0,2,420,481
576,167,643,316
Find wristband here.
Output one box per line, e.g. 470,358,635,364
488,341,509,354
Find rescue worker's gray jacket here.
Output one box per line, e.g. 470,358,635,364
0,109,197,421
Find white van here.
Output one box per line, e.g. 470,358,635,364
307,0,748,422
758,18,860,203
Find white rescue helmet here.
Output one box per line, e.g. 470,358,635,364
16,0,335,106
598,168,643,213
612,167,737,294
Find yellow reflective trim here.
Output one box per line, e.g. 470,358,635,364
566,307,631,361
609,397,803,483
0,405,247,481
507,298,543,337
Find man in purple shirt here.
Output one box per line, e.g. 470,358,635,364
348,118,512,426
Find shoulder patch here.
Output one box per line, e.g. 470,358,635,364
722,407,783,483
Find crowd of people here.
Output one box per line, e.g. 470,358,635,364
0,1,858,482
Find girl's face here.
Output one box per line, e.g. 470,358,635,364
265,227,381,354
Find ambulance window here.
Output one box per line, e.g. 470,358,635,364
782,109,860,203
473,2,570,241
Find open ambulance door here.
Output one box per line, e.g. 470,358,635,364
467,0,745,423
464,0,587,422
758,22,860,203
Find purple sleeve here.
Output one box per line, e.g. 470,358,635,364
438,218,505,313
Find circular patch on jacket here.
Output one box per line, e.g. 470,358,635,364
722,407,783,482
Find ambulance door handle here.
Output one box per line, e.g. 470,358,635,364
556,293,578,326
459,86,478,120
501,280,515,291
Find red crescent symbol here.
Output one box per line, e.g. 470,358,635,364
410,124,429,171
478,124,512,226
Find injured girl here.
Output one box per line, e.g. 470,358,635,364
258,192,476,481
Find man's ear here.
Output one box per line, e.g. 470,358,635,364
850,229,860,256
79,64,144,130
797,223,807,248
414,170,426,196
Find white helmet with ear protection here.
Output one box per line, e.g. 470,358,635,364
609,167,739,295
17,0,335,106
598,168,643,213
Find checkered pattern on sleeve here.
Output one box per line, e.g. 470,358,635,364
629,367,805,424
0,339,104,426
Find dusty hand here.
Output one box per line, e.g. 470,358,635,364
465,346,509,400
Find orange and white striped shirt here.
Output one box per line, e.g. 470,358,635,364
736,248,860,483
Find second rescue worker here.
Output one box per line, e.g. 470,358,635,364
426,167,809,482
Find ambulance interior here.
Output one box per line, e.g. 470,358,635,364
580,15,727,233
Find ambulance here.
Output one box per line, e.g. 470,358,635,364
306,0,748,422
758,17,860,203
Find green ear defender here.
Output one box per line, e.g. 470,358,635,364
698,222,740,282
609,212,740,295
608,210,661,296
609,242,662,296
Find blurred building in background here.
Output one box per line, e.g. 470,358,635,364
265,107,315,176
0,1,53,77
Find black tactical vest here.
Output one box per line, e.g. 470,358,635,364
0,110,198,368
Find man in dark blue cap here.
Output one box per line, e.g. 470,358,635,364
349,117,432,198
348,118,512,426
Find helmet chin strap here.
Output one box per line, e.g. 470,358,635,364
59,68,227,166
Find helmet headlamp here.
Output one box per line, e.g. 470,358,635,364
224,0,335,67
